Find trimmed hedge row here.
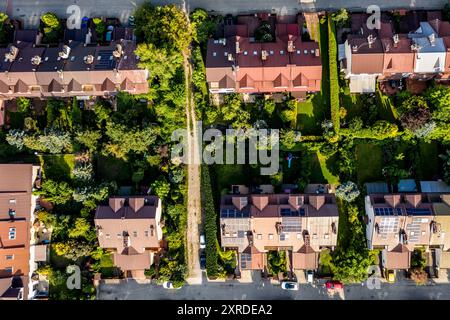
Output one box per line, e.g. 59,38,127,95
327,15,340,133
340,121,399,140
201,164,219,278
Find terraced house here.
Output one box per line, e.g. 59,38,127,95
219,187,338,272
206,13,322,97
0,164,41,300
342,11,450,93
0,27,148,99
365,192,450,271
94,196,163,280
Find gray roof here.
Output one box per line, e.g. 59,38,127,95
420,181,450,193
366,182,389,194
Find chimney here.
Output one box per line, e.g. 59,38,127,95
227,53,234,61
428,33,436,46
84,54,94,65
352,44,358,53
393,34,399,47
385,44,390,52
287,40,294,52
261,50,268,60
113,44,123,58
235,41,240,53
31,55,42,66
58,45,71,59
367,34,376,48
5,46,19,62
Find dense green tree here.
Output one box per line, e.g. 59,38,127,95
35,180,73,205
151,179,171,199
75,130,101,153
335,181,360,202
68,218,92,239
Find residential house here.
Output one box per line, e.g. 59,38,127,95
94,196,163,279
365,193,450,271
342,11,450,92
0,164,40,300
407,21,446,78
206,13,322,96
0,28,148,99
219,191,338,272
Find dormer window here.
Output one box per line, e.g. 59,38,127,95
296,50,301,54
243,51,248,55
8,227,16,240
280,50,284,55
253,51,257,55
224,52,228,56
9,199,16,204
213,52,217,57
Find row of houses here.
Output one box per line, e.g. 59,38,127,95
0,26,148,99
342,11,450,93
218,182,450,275
0,164,49,300
205,10,450,96
206,13,322,97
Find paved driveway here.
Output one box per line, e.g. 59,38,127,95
6,0,449,28
97,276,450,300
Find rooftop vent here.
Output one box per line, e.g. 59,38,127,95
84,54,94,65
411,43,421,51
58,45,71,59
352,44,358,53
261,50,268,60
5,46,19,62
227,53,234,61
218,38,226,46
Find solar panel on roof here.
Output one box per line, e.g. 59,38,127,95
406,208,432,216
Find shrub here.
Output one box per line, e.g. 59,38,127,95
201,165,219,278
336,181,360,202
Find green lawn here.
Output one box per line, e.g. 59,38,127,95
355,143,384,184
417,141,439,180
296,20,330,136
96,155,132,185
39,154,75,182
214,164,249,194
299,151,340,185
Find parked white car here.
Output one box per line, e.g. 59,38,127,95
199,234,206,249
306,270,314,284
281,281,299,291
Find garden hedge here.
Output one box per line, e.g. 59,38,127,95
327,16,340,133
201,164,219,277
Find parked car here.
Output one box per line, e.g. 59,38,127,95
162,281,182,290
200,251,206,270
306,270,314,284
199,234,206,249
325,281,343,291
281,281,299,291
386,269,396,283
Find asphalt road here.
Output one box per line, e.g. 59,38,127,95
97,277,450,300
5,0,449,28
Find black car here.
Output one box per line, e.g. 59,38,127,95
200,251,206,270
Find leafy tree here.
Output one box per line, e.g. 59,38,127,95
103,123,159,160
151,179,171,199
41,12,60,29
17,97,31,113
254,21,273,42
221,93,250,128
6,129,25,150
35,179,73,205
72,162,94,182
52,240,93,261
267,251,287,276
0,12,8,25
331,8,349,27
400,107,431,132
410,268,428,285
280,129,301,150
75,130,101,153
264,99,276,116
135,43,183,89
190,8,217,44
134,3,193,53
280,99,297,127
336,181,360,202
440,149,450,184
68,218,92,239
92,17,106,35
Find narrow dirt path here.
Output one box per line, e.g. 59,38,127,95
182,39,203,284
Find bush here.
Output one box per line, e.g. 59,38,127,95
201,165,219,278
336,181,360,202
